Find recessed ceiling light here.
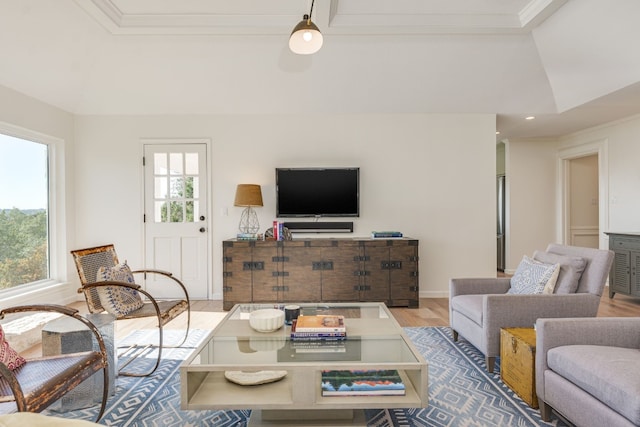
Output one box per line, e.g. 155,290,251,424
496,131,500,135
525,116,535,120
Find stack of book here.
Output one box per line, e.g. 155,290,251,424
272,220,284,241
290,315,347,341
291,340,346,353
321,369,406,396
371,231,403,238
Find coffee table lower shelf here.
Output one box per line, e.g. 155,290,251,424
183,368,424,411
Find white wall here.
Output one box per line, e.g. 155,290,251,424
73,113,497,299
503,138,558,272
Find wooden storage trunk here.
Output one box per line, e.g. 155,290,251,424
500,327,538,408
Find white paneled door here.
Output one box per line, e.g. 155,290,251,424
143,143,209,299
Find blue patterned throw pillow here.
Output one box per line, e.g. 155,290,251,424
508,255,560,294
96,262,144,316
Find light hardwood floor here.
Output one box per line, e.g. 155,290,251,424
86,290,640,334
18,292,639,359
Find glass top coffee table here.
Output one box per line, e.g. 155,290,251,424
180,302,428,426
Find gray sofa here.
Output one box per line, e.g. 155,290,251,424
536,317,640,427
449,244,614,372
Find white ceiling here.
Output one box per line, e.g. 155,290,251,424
1,0,640,141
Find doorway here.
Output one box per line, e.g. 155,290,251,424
143,141,210,299
567,154,599,248
558,140,609,249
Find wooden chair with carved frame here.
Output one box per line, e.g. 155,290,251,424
71,244,191,377
0,304,108,422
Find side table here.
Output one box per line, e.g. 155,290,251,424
500,327,538,408
42,313,117,412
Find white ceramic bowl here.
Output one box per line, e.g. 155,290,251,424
249,309,285,332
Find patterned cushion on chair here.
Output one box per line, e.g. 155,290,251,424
0,324,26,370
96,262,144,316
508,255,560,294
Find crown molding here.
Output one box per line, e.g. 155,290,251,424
74,0,567,36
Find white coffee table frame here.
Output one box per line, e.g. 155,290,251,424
180,302,428,425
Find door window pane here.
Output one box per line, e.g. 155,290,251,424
170,202,184,222
169,153,183,175
154,153,167,174
192,177,199,198
154,177,167,199
185,153,198,175
170,177,184,198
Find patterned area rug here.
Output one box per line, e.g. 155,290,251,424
49,327,567,426
365,327,567,426
45,329,250,426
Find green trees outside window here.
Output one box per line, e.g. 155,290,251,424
0,134,49,290
0,209,48,289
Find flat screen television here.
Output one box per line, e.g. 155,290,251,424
276,168,359,217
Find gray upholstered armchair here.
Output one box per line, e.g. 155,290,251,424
536,317,640,427
449,244,614,372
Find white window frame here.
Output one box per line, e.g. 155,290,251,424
0,121,67,303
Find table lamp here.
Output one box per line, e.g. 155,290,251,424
234,184,263,233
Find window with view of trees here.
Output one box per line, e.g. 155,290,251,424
0,134,49,290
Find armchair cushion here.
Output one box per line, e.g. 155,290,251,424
547,344,640,425
508,256,559,295
96,262,144,316
450,295,484,325
0,325,26,371
533,251,586,294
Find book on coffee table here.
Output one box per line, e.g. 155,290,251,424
291,315,347,341
293,315,346,333
320,369,406,396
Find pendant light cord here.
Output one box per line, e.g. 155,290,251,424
307,0,315,24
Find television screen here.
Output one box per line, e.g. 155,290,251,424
276,168,359,217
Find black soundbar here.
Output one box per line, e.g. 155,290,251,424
283,221,354,233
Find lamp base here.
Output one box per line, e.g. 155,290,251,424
239,207,260,234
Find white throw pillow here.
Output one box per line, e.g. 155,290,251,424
508,255,560,295
542,262,561,294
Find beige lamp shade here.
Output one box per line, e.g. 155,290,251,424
234,184,263,207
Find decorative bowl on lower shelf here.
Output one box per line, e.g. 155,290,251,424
249,308,285,332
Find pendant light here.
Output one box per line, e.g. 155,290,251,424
289,0,323,55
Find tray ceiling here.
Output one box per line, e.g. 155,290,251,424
1,0,639,141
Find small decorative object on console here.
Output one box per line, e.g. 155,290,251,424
264,225,292,241
249,309,285,332
371,231,403,238
236,233,263,241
